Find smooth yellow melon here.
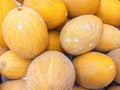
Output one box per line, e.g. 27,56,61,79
0,51,32,79
2,7,48,60
73,86,88,90
0,79,26,90
0,46,8,56
0,0,17,47
95,24,120,52
47,30,64,52
107,48,120,84
72,52,116,89
107,86,120,90
97,0,120,26
24,0,68,30
26,51,75,90
60,0,100,18
60,15,103,56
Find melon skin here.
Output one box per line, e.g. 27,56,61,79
2,7,48,60
26,51,75,90
60,15,103,56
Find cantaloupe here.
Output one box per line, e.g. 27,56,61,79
107,48,120,84
97,0,120,26
0,0,17,47
72,52,116,89
24,0,68,30
60,0,100,18
73,86,88,90
0,79,26,90
0,46,8,56
60,15,103,56
95,24,120,52
0,51,32,79
26,51,75,90
2,7,48,59
107,86,120,90
47,30,64,52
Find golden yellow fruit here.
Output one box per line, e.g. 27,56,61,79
16,0,24,3
72,52,116,89
0,51,32,79
0,0,17,47
60,0,100,18
0,79,26,90
47,30,64,52
2,7,48,60
107,48,120,84
97,0,120,26
95,24,120,52
26,51,75,90
24,0,68,30
73,86,88,90
60,15,103,56
107,86,120,90
0,46,8,56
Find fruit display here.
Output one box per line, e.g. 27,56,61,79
0,0,120,90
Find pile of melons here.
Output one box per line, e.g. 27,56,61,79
0,0,120,90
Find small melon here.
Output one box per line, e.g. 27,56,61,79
72,52,116,89
0,51,32,79
47,30,64,52
0,79,26,90
60,0,100,18
24,0,68,30
107,48,120,84
2,7,48,59
0,0,17,47
60,15,103,56
95,24,120,52
26,51,75,90
73,86,88,90
107,86,120,90
0,46,8,56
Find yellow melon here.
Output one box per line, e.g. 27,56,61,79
95,24,120,52
97,0,120,26
0,0,17,47
107,48,120,84
0,51,32,79
60,15,103,56
107,86,120,90
2,7,48,59
60,0,100,18
26,51,75,90
72,52,116,89
47,30,64,52
0,79,26,90
24,0,68,30
0,46,8,56
73,86,88,90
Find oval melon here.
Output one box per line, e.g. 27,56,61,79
26,51,75,90
2,7,48,59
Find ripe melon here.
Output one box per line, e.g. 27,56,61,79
0,79,26,90
24,0,68,30
97,0,120,26
95,24,120,52
107,48,120,84
0,0,17,47
60,15,103,56
26,51,75,90
2,7,48,59
107,86,120,90
72,52,116,89
47,30,64,52
0,46,8,56
0,51,32,79
60,0,100,18
73,86,88,90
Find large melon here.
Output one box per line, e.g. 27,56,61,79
2,7,48,59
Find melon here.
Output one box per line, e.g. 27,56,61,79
26,51,75,90
0,79,26,90
72,52,116,89
95,24,120,52
0,51,32,79
2,7,48,59
107,86,120,90
60,15,103,56
0,0,17,47
107,48,120,84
